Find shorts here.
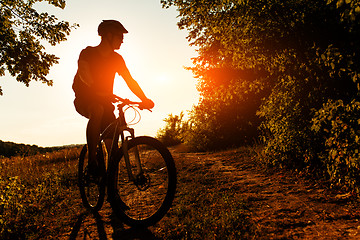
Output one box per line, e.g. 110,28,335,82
74,96,116,132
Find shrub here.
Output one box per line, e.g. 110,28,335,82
311,99,360,191
0,147,80,239
198,80,263,150
0,176,25,238
156,112,188,147
257,74,311,168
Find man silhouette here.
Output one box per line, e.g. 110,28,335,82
72,20,154,175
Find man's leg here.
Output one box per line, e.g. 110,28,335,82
87,104,104,173
104,139,113,159
101,103,116,165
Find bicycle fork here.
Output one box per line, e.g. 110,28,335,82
120,128,144,183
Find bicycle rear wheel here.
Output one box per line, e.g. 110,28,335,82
78,143,106,212
108,136,177,227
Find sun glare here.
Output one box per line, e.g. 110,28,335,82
155,74,171,84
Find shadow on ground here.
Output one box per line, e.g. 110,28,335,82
68,210,158,240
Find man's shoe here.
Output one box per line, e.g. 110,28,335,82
85,164,101,184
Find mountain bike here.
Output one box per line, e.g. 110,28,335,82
78,97,177,227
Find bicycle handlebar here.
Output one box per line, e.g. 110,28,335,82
114,95,152,112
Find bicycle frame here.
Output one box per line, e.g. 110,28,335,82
78,98,176,225
100,101,143,182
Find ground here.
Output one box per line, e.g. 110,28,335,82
60,146,360,239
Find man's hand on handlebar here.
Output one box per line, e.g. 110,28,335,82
109,94,154,110
139,98,155,110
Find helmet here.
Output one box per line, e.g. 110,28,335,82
98,20,128,36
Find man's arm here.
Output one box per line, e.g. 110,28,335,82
118,58,154,108
123,72,154,108
123,72,147,100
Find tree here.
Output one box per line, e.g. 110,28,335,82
162,0,360,167
162,0,272,151
183,67,267,151
254,0,360,168
0,0,77,95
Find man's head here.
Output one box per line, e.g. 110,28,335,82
98,20,128,50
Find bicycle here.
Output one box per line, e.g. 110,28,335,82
78,97,177,227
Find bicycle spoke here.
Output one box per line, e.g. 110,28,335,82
118,145,168,219
109,137,176,226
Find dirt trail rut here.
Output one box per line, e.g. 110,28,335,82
62,148,360,239
199,149,360,239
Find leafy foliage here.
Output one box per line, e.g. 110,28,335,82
255,0,360,169
161,0,274,151
0,0,77,95
162,0,360,158
186,67,268,151
0,147,80,239
156,112,188,147
0,176,25,237
312,100,360,191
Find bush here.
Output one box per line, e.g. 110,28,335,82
0,176,25,238
257,74,313,169
311,99,360,191
156,112,188,147
0,147,80,239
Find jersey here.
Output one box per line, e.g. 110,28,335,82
72,46,126,100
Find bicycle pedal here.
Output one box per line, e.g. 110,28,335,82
84,166,102,184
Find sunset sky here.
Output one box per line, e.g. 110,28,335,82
0,0,199,147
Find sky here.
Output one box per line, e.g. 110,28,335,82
0,0,199,147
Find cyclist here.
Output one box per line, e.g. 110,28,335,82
72,20,154,176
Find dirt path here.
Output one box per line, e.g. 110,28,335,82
202,149,360,239
61,147,360,239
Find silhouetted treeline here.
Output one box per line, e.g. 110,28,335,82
0,140,68,158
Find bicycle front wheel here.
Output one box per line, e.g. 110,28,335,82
108,136,177,227
78,143,106,212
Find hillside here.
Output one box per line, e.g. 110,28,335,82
0,140,77,158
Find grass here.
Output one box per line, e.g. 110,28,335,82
0,145,255,239
0,147,82,239
153,152,254,239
